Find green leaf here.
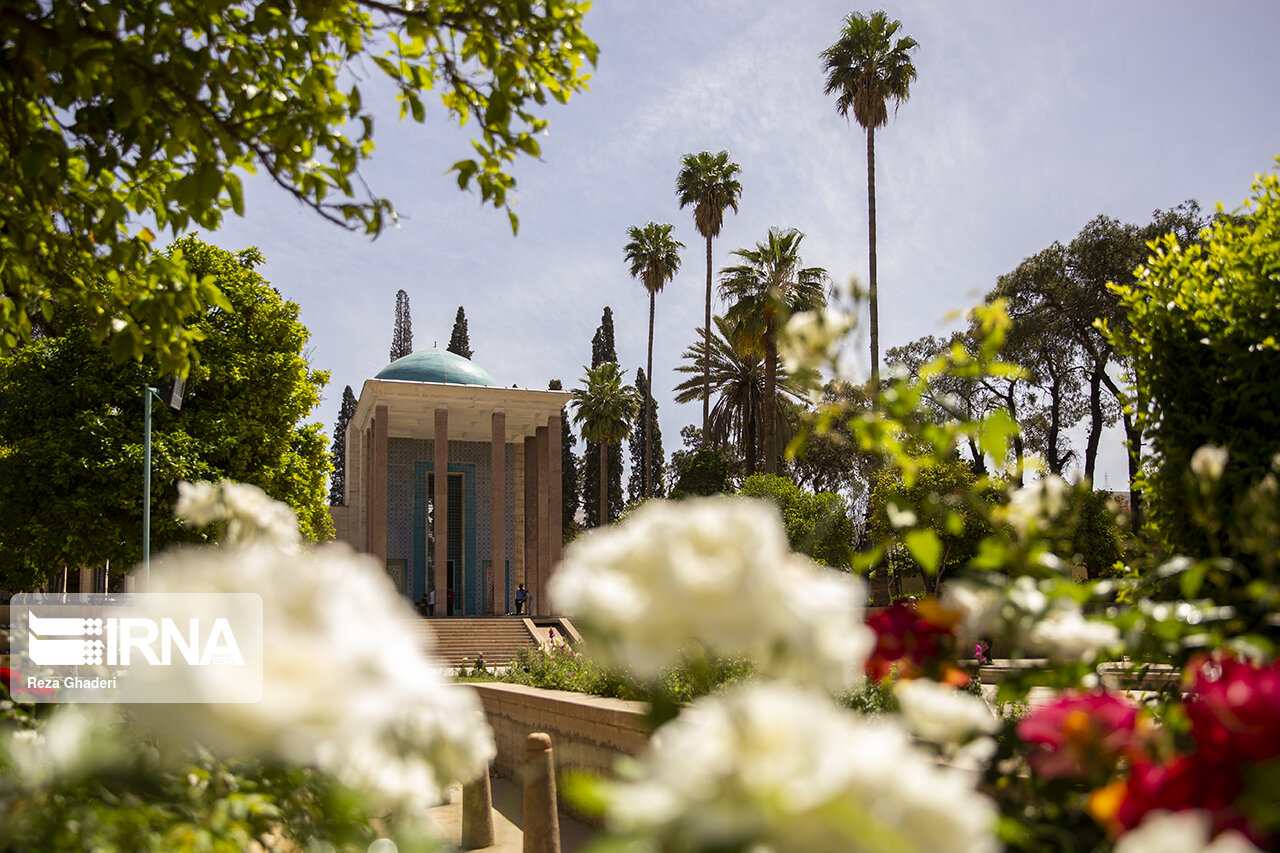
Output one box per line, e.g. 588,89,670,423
904,528,942,573
978,408,1019,463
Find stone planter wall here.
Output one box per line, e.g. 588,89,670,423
470,682,650,779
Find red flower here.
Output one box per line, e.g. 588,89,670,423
864,600,959,682
1117,755,1254,842
1185,654,1280,764
1017,689,1142,783
1112,654,1280,849
0,666,55,700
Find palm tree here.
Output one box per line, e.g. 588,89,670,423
674,316,807,475
822,11,918,398
624,222,683,498
571,362,640,527
676,150,743,440
719,228,828,475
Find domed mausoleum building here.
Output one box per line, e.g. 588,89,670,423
330,349,570,616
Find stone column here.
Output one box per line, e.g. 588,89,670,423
434,408,449,616
363,424,374,553
548,413,563,581
491,409,506,616
372,405,388,567
535,425,550,617
522,733,560,853
513,441,525,602
461,768,495,849
523,435,538,613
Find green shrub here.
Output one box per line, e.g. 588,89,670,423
738,473,856,567
1110,164,1280,579
669,448,731,498
499,640,754,706
866,457,998,593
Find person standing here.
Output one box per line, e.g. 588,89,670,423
515,583,528,615
427,588,435,617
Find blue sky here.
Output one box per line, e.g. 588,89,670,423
199,0,1280,493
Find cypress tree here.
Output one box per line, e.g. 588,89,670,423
447,306,473,359
328,385,358,505
390,290,413,361
549,379,579,537
583,307,624,526
627,369,665,503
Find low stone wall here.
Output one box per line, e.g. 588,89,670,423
470,683,650,779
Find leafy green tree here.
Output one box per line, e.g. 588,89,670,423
670,448,732,499
989,205,1207,515
1110,167,1280,575
328,385,358,506
790,379,878,505
674,317,805,476
676,150,743,439
627,369,665,503
822,11,919,397
886,333,992,475
0,1,597,373
0,237,332,589
583,308,624,526
866,457,996,595
571,362,640,528
549,379,579,539
447,306,473,360
390,290,413,361
740,474,856,568
624,222,683,497
720,228,828,475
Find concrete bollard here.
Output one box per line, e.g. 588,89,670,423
461,766,495,850
522,732,561,853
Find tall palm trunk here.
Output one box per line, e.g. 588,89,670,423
703,233,713,442
867,124,880,402
599,442,609,527
645,290,655,498
763,319,778,475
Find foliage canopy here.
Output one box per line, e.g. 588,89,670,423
739,473,855,568
0,237,332,589
1111,165,1280,577
0,0,597,372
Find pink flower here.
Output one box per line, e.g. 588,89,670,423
1017,690,1142,783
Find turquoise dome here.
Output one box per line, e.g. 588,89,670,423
375,348,498,386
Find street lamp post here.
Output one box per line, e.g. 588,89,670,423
142,378,185,590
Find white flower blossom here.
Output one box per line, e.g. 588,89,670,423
1190,445,1229,482
778,307,854,376
176,479,301,550
894,679,998,745
945,577,1117,662
942,581,1004,646
606,682,1000,853
131,537,494,811
0,707,125,788
885,501,918,529
1115,810,1261,853
1025,604,1121,663
549,497,872,692
1005,474,1070,536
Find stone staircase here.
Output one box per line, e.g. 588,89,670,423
413,617,568,671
